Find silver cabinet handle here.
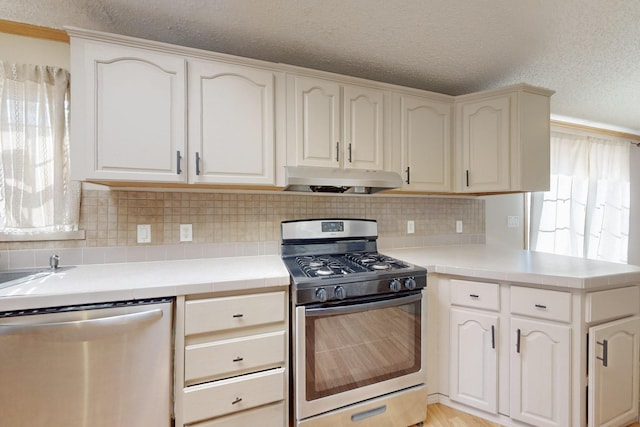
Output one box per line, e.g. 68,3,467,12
176,150,182,174
195,152,201,175
0,309,163,339
597,339,609,367
336,142,340,162
491,324,496,349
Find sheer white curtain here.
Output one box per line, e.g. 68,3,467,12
0,62,80,236
530,130,630,263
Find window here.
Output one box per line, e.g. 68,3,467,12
0,61,81,241
529,129,630,263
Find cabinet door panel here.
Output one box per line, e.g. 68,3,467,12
458,96,510,192
290,76,340,168
189,60,277,184
510,317,570,427
76,42,186,182
400,95,452,192
343,86,384,170
588,316,640,427
449,308,498,414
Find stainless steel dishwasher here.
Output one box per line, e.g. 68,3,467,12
0,297,174,427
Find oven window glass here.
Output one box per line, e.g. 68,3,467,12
305,296,421,400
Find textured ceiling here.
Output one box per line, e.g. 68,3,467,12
3,0,640,134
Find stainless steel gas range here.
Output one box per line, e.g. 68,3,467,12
281,219,428,427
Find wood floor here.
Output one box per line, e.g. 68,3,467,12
418,404,640,427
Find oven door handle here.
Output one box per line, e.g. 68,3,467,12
305,293,421,317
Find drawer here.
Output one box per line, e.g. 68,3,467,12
185,291,285,336
510,286,571,322
185,331,285,385
183,367,285,424
450,279,500,311
191,401,285,427
586,286,640,323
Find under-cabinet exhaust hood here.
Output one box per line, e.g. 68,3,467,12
283,166,403,194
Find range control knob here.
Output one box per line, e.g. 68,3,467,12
389,279,402,292
334,286,346,300
316,288,328,303
404,277,417,290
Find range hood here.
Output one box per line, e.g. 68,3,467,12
284,166,403,194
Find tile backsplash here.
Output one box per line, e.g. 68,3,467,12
1,189,485,268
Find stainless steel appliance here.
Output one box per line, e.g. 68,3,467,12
282,219,428,427
0,298,173,427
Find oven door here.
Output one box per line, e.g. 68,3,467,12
294,290,426,421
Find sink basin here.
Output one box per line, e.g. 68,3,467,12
0,268,59,290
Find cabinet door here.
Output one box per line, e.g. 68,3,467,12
342,85,385,170
457,95,511,192
449,308,498,414
588,316,640,427
288,75,340,168
510,318,571,427
398,94,452,191
73,40,186,182
188,60,278,185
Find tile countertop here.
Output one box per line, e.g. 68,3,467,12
0,255,290,312
383,245,640,290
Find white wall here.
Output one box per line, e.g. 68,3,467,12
0,32,69,69
482,193,526,249
628,147,640,265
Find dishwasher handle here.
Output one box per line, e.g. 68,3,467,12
0,308,163,341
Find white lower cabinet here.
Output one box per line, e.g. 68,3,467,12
439,276,640,427
509,317,571,427
175,290,288,427
588,316,640,427
449,308,499,414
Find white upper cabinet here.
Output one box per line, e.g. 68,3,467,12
342,85,385,170
70,37,187,182
454,84,554,193
188,59,280,185
392,92,452,192
287,75,385,171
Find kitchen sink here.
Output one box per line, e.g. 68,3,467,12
0,268,66,291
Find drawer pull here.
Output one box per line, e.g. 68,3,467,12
597,339,609,367
231,397,243,405
534,304,547,309
233,356,244,362
232,313,244,318
516,328,521,354
469,294,479,299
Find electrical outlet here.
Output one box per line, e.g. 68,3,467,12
456,220,463,233
137,224,151,243
180,224,193,242
407,220,415,234
507,216,520,228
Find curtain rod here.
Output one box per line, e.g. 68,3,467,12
551,120,640,144
0,19,69,43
